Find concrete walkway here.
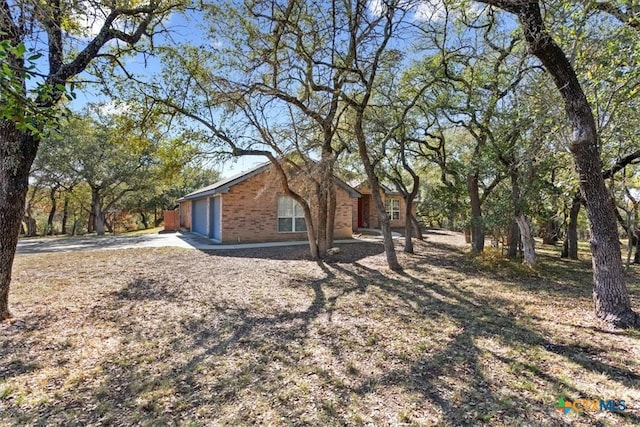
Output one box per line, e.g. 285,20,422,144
16,229,400,254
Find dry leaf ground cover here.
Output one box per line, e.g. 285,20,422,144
1,230,639,426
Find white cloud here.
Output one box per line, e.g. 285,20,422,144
368,0,385,17
368,0,447,22
72,1,110,38
97,100,129,116
369,0,486,23
414,0,447,22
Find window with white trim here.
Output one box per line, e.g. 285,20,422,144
277,196,307,232
385,198,400,220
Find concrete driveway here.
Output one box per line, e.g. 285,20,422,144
16,232,197,254
16,230,398,255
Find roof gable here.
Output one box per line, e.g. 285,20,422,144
179,161,361,201
355,181,400,195
179,162,272,201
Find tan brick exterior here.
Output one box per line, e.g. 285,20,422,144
354,184,416,230
185,168,355,244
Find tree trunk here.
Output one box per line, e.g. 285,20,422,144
542,219,559,245
316,182,329,256
562,193,581,259
104,216,113,234
510,167,535,267
47,186,58,235
515,214,536,268
0,120,40,320
326,182,336,249
154,208,163,227
501,0,638,327
378,209,400,269
61,195,69,234
92,189,105,236
354,114,400,270
140,211,149,229
411,214,423,240
87,208,95,234
508,169,521,260
467,173,485,253
404,201,414,254
23,215,37,237
302,205,319,260
402,186,420,253
507,220,520,259
634,203,639,264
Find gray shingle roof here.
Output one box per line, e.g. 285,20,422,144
177,162,272,201
178,161,361,201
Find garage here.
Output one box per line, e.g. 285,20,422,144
192,198,208,236
209,196,221,241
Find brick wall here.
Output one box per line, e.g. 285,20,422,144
355,185,415,230
219,169,355,244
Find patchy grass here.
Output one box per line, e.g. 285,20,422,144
2,231,639,426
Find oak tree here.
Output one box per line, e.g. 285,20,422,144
0,0,181,319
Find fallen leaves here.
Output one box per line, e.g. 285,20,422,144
1,231,638,426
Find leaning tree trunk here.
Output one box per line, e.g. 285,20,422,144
354,112,401,270
467,173,485,253
502,0,638,327
0,120,40,320
411,214,423,240
298,200,319,260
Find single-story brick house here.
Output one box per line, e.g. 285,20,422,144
353,182,418,231
177,163,418,243
177,162,361,244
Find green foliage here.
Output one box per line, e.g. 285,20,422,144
34,102,205,232
0,39,74,137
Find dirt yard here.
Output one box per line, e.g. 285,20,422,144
1,230,639,426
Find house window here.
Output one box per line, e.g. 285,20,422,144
278,196,307,232
385,198,400,220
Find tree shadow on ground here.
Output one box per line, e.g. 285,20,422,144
412,239,613,301
0,313,62,382
3,239,640,426
331,260,640,425
203,241,385,262
112,278,176,301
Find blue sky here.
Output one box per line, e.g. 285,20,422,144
65,1,500,179
66,8,262,178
